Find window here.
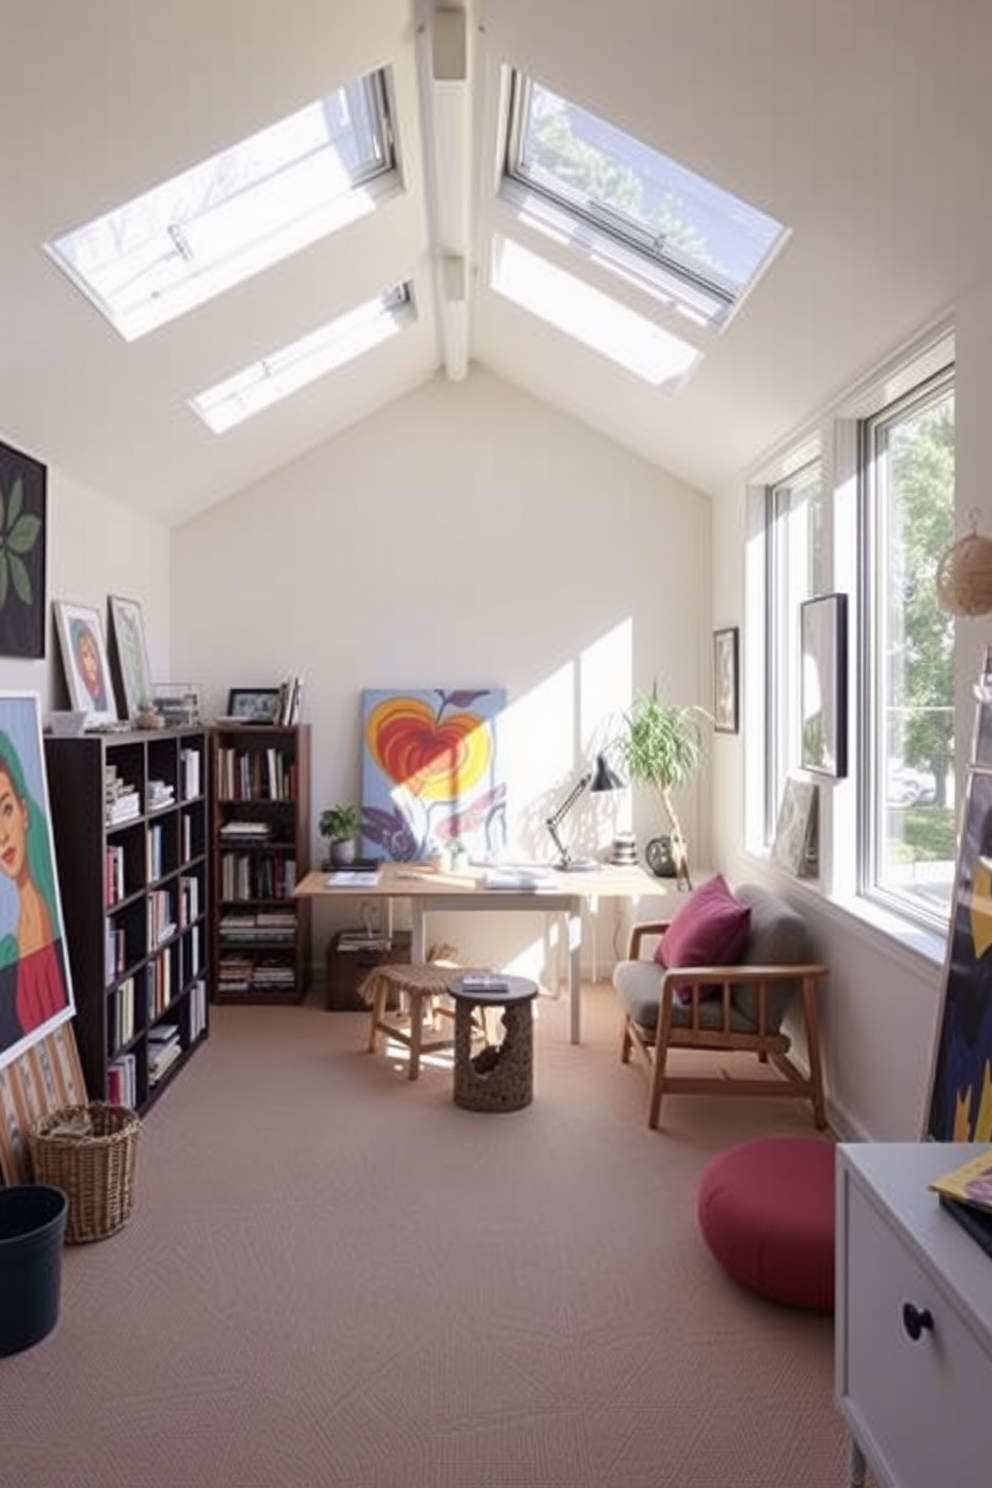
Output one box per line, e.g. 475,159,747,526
500,73,789,334
862,368,955,926
46,69,397,341
764,460,825,841
189,283,416,433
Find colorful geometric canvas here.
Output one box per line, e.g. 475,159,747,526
360,688,507,862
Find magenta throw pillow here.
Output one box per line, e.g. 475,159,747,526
654,874,751,971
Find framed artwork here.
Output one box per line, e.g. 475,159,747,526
360,687,508,862
772,777,819,878
227,687,282,724
0,691,75,1075
713,627,739,734
53,600,117,725
925,765,992,1141
108,595,154,720
800,593,848,778
0,439,47,659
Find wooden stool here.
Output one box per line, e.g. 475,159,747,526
360,963,459,1080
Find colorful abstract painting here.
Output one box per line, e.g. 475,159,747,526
926,761,992,1141
360,688,507,862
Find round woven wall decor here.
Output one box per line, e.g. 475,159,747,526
936,529,992,616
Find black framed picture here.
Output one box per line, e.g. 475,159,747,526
713,627,739,734
0,440,46,659
226,688,282,724
800,593,848,778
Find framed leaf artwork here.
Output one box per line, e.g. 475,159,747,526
52,601,118,726
0,439,46,659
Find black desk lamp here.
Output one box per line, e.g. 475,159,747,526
546,752,624,871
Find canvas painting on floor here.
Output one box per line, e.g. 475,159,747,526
360,687,507,862
0,691,75,1073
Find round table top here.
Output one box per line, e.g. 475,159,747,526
448,971,538,1004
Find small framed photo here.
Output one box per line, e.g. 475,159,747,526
800,593,848,777
713,627,739,734
53,600,118,726
108,595,154,720
226,688,282,724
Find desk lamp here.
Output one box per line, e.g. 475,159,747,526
546,752,623,871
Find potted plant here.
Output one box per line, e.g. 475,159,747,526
614,684,710,887
319,803,361,867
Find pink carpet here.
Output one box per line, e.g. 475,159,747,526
2,982,866,1487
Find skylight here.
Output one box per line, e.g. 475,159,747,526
501,74,787,331
46,69,397,342
491,236,699,390
189,283,416,433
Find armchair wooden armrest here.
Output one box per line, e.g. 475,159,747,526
627,920,672,958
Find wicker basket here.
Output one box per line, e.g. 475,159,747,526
26,1103,141,1244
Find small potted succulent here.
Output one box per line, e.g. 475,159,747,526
319,803,361,867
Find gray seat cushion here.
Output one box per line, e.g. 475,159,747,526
612,882,813,1038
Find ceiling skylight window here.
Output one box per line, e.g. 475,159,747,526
189,283,416,433
501,74,788,331
491,236,699,390
46,69,398,342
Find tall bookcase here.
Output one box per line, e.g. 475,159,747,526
44,727,210,1112
210,723,311,1003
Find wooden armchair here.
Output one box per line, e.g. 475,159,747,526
612,882,828,1130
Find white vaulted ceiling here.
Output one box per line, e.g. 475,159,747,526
1,0,990,526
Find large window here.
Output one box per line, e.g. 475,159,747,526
862,368,955,925
46,69,397,341
765,460,824,842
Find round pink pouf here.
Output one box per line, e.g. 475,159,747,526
697,1136,835,1311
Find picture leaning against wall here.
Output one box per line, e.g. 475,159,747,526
109,594,154,719
0,692,75,1070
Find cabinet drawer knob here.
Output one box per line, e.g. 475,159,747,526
901,1301,934,1341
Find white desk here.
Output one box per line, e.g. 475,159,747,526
294,862,666,1044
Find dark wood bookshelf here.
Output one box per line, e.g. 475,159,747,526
44,726,210,1113
209,722,311,1004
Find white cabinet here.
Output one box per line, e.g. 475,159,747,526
836,1143,992,1487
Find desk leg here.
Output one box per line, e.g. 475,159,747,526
411,902,426,964
568,900,582,1044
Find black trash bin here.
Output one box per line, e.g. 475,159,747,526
0,1184,68,1356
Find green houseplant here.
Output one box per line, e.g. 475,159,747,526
614,684,709,885
319,803,361,866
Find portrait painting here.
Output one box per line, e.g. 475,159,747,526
360,687,508,861
53,600,117,725
109,595,154,719
0,438,47,659
0,691,75,1075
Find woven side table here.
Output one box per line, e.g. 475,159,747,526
448,973,538,1112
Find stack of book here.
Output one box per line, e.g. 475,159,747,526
146,778,175,812
105,766,140,825
148,1023,182,1085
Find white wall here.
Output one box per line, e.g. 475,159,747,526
170,368,711,975
0,455,170,708
709,285,992,1142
